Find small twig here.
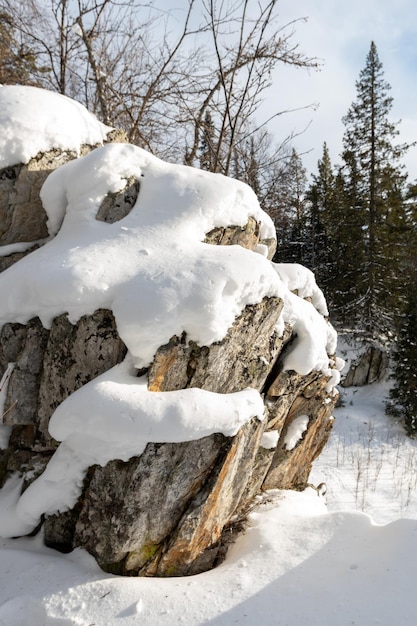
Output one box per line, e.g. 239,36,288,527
1,400,17,421
99,591,111,599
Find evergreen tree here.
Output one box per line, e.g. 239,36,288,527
332,151,369,328
340,41,409,336
198,111,217,172
388,288,417,436
272,149,308,264
388,179,417,433
304,143,366,322
305,143,335,287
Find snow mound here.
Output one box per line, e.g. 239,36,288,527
0,85,112,168
273,262,329,316
3,488,417,626
0,595,74,626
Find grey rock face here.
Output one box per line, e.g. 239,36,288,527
147,297,284,394
204,216,277,260
96,176,141,224
0,150,88,249
342,343,388,387
0,128,127,268
0,310,126,469
61,435,225,575
1,318,49,430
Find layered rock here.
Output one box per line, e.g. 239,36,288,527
0,235,338,576
338,334,388,387
0,86,341,578
0,129,126,273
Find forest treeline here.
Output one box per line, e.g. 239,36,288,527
0,1,416,432
273,43,417,435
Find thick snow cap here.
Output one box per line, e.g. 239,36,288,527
0,84,112,168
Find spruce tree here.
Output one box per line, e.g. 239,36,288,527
272,149,308,264
388,288,417,436
198,111,217,172
305,143,335,290
387,181,417,434
341,41,409,336
305,144,366,325
333,151,369,328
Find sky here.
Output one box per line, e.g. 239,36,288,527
266,0,417,181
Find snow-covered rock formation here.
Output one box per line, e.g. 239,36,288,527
0,86,343,576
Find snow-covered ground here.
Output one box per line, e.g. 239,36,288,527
1,378,417,626
311,381,417,524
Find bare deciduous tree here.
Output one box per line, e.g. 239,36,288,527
183,0,318,175
0,0,318,172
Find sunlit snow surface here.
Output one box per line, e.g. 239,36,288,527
0,140,283,367
2,380,417,626
0,85,111,168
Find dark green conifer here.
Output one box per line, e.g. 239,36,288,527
388,288,417,435
199,111,217,172
341,41,409,336
305,142,335,290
